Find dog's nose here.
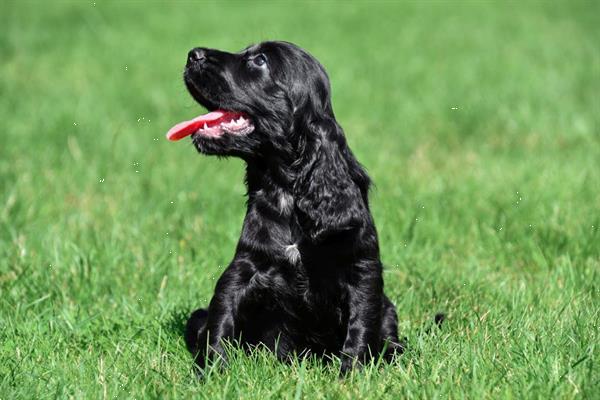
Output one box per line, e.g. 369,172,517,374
187,48,207,66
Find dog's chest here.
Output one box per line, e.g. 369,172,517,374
243,190,304,261
243,191,344,306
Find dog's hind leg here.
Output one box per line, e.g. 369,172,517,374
380,295,404,361
184,308,208,354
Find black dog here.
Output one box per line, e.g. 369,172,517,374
169,41,403,375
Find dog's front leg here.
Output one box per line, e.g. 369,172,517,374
192,260,253,370
339,261,383,375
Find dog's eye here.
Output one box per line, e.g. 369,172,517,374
252,54,267,67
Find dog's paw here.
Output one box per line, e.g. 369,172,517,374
339,356,362,378
184,308,208,353
338,360,353,378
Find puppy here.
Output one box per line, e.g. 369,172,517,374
167,41,402,375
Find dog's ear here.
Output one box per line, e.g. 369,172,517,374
294,115,371,242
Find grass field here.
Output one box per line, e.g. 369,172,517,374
1,1,599,398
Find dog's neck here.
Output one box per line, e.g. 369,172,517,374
245,158,296,217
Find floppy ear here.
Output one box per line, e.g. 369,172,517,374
294,116,371,242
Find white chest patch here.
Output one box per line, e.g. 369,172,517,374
278,192,294,215
284,244,301,265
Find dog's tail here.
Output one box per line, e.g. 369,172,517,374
432,312,446,330
184,308,208,354
418,312,446,337
423,312,446,333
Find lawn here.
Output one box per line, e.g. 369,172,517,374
1,1,598,398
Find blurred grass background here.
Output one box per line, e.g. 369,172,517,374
1,1,598,398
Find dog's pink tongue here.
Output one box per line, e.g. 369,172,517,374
166,110,227,141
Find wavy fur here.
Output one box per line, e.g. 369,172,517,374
181,41,402,375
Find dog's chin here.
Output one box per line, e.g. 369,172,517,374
191,133,235,156
191,134,227,156
190,119,259,158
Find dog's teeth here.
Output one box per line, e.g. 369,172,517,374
203,123,208,130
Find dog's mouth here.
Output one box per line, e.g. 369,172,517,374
166,110,255,141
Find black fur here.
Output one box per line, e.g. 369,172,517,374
181,41,403,375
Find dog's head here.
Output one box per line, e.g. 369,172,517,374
168,41,333,159
168,41,372,242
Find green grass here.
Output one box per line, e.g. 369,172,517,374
1,1,599,398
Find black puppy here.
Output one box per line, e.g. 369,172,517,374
167,41,402,375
